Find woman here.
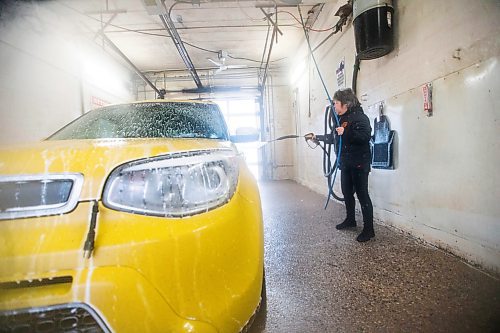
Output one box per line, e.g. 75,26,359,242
333,88,374,242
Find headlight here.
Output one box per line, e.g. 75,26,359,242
0,173,83,220
102,149,239,217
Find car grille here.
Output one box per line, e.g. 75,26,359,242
0,303,110,333
0,173,83,220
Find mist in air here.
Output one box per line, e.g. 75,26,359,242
0,1,134,145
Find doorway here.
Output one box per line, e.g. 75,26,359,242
216,99,262,179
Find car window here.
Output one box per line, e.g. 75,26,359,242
48,102,229,140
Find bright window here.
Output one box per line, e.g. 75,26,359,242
216,99,261,179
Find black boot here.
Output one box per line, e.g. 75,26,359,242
356,228,375,242
336,218,356,230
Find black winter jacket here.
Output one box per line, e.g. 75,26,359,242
338,105,372,172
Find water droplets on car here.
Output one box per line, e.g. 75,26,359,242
48,102,229,141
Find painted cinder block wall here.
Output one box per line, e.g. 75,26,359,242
286,0,500,272
0,2,134,145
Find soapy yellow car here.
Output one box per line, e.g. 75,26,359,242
0,100,264,332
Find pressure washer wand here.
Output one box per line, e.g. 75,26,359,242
269,134,303,141
263,130,344,207
266,134,318,143
302,106,345,207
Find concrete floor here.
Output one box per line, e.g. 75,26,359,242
248,180,500,333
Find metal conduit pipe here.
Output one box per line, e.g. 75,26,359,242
158,12,203,89
99,32,162,97
139,69,260,83
167,0,338,5
260,24,277,90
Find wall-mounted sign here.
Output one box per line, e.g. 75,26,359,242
422,83,433,117
336,59,345,88
90,96,109,109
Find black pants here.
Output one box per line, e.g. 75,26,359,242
341,168,373,229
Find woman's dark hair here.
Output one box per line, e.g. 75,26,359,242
333,88,360,109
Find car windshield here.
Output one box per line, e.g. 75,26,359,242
47,102,229,140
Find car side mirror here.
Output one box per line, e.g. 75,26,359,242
230,127,260,143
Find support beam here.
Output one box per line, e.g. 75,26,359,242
99,32,162,97
260,24,277,90
93,12,118,41
260,8,283,36
159,14,203,89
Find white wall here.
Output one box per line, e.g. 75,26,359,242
285,0,500,272
0,2,134,145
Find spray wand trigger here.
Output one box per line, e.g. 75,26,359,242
304,132,317,143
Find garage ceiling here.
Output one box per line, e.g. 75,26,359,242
58,0,330,92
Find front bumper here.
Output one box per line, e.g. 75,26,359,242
1,266,217,332
0,174,264,332
1,303,111,332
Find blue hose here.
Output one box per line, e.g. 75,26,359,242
298,7,344,207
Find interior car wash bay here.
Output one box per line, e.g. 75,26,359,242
0,0,499,332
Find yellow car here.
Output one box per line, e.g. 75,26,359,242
0,100,264,332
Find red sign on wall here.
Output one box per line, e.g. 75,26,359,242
90,96,109,109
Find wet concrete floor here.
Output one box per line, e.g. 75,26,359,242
248,180,500,333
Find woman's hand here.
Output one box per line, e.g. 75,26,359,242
336,127,344,135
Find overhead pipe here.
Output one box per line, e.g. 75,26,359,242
137,86,260,96
259,8,283,37
158,12,204,89
257,23,271,80
165,0,339,5
99,31,162,97
179,86,249,94
259,24,277,90
92,12,118,41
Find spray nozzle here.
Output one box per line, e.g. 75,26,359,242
304,133,320,144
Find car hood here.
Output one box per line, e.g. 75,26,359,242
0,138,235,200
